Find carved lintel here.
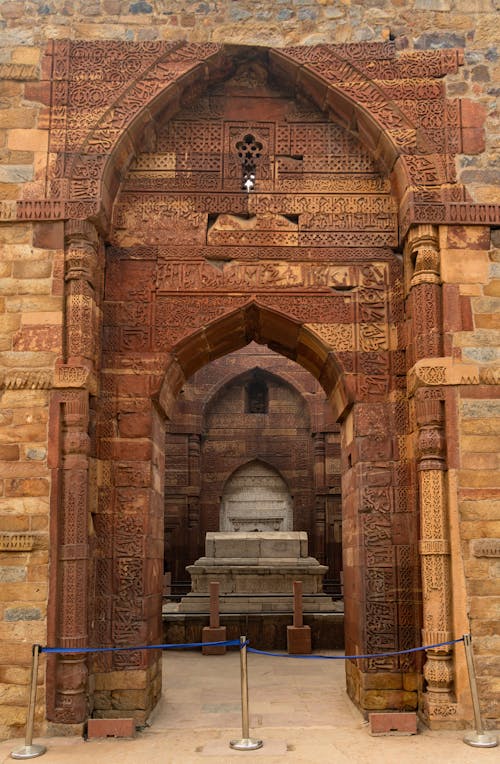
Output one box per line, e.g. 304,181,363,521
54,364,97,394
0,533,36,551
479,366,500,385
0,370,53,390
407,359,479,394
470,538,500,558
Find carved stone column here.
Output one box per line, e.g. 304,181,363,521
49,221,101,724
416,395,455,722
64,219,100,369
313,433,326,563
188,434,201,561
407,224,442,365
52,391,90,723
407,225,456,724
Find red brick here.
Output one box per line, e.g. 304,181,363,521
369,712,417,735
86,718,135,738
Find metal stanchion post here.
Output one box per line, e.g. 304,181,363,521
463,634,498,748
229,636,263,751
11,644,47,760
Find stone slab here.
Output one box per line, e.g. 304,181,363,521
206,531,307,559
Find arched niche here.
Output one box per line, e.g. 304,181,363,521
220,460,293,533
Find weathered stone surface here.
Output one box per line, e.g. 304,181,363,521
0,0,499,741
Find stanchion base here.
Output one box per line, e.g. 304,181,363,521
463,732,498,748
230,738,263,751
10,744,47,760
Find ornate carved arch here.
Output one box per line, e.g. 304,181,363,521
158,301,348,420
15,40,500,235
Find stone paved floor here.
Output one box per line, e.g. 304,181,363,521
1,650,498,764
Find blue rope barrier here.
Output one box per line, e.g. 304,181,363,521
247,636,465,660
40,639,241,655
40,636,464,658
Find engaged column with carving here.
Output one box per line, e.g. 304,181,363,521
53,391,91,722
50,221,101,723
407,225,455,723
61,220,101,384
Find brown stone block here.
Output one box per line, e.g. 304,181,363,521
287,625,312,654
0,462,47,479
461,417,500,435
442,225,490,250
458,470,500,488
202,625,227,654
0,582,47,601
8,129,48,153
94,670,148,692
0,665,30,684
475,313,500,330
484,280,500,297
360,672,402,691
5,478,49,497
369,711,417,735
402,673,420,692
32,221,64,250
0,444,19,460
118,412,152,438
109,439,153,461
460,99,487,128
87,717,135,738
24,81,52,106
114,374,151,397
461,127,485,155
111,689,147,711
363,689,417,711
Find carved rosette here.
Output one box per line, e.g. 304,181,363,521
415,394,455,722
53,391,91,723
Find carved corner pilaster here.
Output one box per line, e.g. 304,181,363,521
405,224,440,290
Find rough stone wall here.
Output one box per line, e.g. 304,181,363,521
0,0,499,741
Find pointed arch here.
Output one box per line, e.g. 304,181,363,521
158,301,350,421
200,363,314,428
220,459,293,532
25,39,488,238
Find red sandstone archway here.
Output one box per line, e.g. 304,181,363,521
42,39,490,729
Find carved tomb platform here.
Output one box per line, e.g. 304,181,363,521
178,531,342,614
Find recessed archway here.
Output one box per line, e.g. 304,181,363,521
220,460,293,532
46,39,442,729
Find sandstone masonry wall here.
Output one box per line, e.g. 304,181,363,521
0,0,499,740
